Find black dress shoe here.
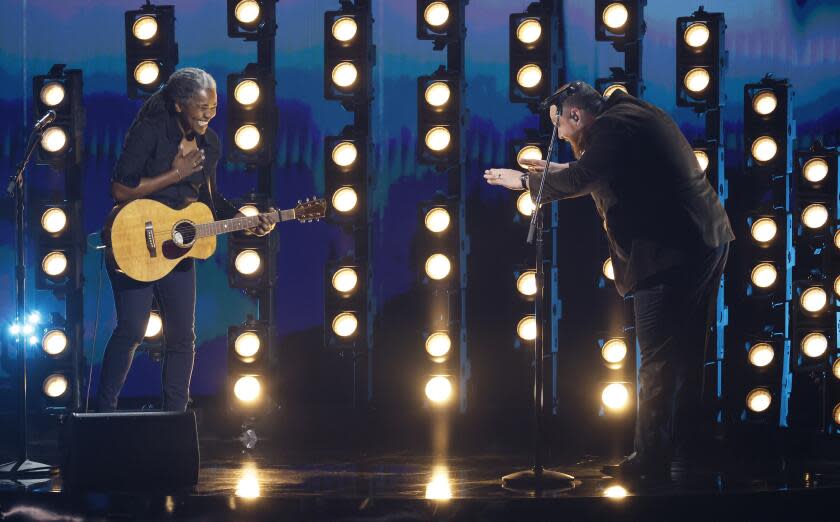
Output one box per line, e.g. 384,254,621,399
601,456,670,481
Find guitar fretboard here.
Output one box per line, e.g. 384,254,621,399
195,209,295,238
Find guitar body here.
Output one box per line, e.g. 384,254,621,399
105,199,217,282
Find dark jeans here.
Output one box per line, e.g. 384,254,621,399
97,258,197,412
632,243,729,464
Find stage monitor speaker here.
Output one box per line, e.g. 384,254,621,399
63,411,200,490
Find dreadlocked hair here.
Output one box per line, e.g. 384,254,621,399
127,67,216,133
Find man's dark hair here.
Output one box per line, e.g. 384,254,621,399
560,81,606,115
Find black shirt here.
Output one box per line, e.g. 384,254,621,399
528,91,735,296
112,111,239,219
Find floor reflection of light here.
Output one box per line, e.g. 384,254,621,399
425,465,452,500
235,462,261,499
603,484,628,499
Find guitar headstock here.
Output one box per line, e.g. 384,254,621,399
295,197,327,223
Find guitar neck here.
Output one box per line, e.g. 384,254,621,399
195,208,295,238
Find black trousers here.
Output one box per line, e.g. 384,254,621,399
632,243,729,464
97,258,197,412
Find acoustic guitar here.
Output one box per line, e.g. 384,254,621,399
103,198,326,282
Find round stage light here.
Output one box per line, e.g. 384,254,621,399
802,332,828,358
425,332,451,358
517,315,537,341
516,145,542,169
516,19,542,44
233,376,261,403
750,263,777,289
425,466,452,500
834,275,840,299
239,204,259,217
748,343,774,367
425,82,451,108
133,61,160,86
684,22,710,48
752,90,778,116
423,2,450,28
41,208,67,235
516,64,542,89
746,388,772,413
802,158,829,183
332,141,358,167
234,125,261,151
835,230,840,250
833,359,840,380
683,68,710,94
332,267,358,294
602,258,615,281
41,127,68,153
332,312,358,337
332,16,358,42
516,270,537,297
602,383,629,410
43,374,68,398
235,0,261,25
235,332,261,360
425,253,452,280
801,287,827,313
603,83,628,98
234,79,260,106
750,218,777,243
42,330,68,356
601,339,627,364
517,192,536,216
145,312,163,338
425,127,451,152
801,203,828,229
694,150,709,172
424,207,450,233
41,251,67,277
332,187,358,213
751,136,777,163
235,249,262,276
604,485,628,499
132,15,158,41
425,376,452,403
236,472,260,499
40,82,65,107
331,62,358,88
834,403,840,426
602,3,629,30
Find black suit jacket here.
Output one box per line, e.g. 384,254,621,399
529,91,734,296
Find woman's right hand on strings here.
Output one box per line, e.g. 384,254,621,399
171,148,205,178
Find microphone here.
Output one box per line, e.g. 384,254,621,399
34,110,56,131
537,82,580,112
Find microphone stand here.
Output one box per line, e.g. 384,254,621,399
502,116,574,491
0,126,53,478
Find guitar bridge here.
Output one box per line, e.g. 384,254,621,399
145,221,157,258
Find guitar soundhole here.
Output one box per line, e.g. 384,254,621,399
172,220,197,248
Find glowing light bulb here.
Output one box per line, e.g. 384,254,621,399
424,207,450,233
684,22,710,48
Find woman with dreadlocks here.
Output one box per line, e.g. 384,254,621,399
98,67,273,411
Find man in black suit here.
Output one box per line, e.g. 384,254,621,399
485,81,734,480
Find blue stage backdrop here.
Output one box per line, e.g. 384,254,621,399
0,0,838,411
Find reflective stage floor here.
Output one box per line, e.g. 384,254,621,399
2,446,840,520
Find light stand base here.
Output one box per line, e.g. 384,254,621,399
502,467,575,491
0,459,53,477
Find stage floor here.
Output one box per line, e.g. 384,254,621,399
1,446,840,520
